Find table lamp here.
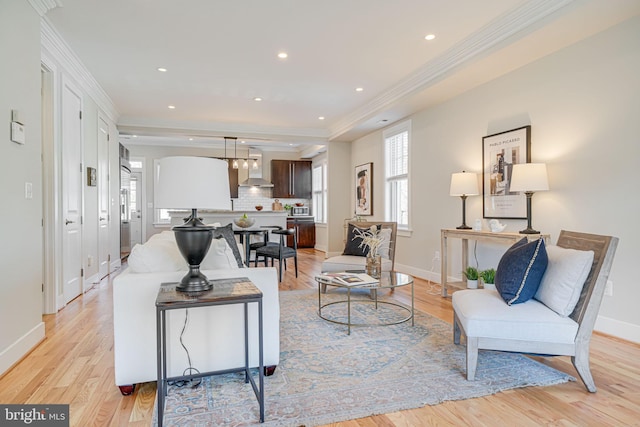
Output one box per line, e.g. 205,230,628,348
450,171,479,229
509,163,549,234
155,156,231,292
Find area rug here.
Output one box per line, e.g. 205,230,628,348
155,289,573,426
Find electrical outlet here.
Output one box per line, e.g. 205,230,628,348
605,280,613,297
434,250,440,261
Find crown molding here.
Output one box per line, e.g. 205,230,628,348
328,0,576,140
117,117,330,144
41,17,120,122
29,0,62,16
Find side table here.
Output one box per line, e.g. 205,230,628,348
440,228,549,297
156,278,264,426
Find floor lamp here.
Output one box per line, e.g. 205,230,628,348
510,163,549,234
450,171,479,230
155,156,231,292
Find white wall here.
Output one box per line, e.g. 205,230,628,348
325,141,352,255
347,16,640,341
0,0,45,373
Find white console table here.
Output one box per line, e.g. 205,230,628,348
440,228,550,297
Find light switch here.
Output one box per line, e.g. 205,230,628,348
25,182,33,199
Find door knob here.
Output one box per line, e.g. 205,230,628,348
99,216,106,221
65,219,75,225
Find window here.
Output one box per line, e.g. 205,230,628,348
384,121,410,229
154,159,171,225
312,161,327,223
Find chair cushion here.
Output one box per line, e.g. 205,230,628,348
495,238,548,305
212,223,244,268
453,289,578,344
534,245,594,317
321,255,393,273
256,245,296,258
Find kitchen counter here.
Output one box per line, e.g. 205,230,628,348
169,210,288,230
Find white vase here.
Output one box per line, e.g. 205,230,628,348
467,279,478,289
483,282,496,291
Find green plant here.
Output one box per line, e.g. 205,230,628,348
462,266,479,281
284,204,293,211
480,268,496,284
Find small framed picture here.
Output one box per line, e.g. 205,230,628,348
87,167,97,187
482,126,531,219
355,163,373,216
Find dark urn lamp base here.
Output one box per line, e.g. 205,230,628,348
173,209,214,293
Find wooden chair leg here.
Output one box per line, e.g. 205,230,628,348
466,336,479,380
572,350,597,392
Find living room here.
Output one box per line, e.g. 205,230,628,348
1,1,639,425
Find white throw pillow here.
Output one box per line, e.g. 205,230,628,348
378,228,393,259
127,237,187,273
534,245,594,317
201,237,241,270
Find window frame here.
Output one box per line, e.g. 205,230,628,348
312,159,327,224
383,120,411,231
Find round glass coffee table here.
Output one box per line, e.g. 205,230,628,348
315,271,414,335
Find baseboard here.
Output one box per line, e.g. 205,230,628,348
0,322,45,376
595,315,640,344
84,273,100,292
110,259,122,271
314,244,328,253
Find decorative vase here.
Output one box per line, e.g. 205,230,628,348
366,254,382,279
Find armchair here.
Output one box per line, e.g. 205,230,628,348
453,230,618,392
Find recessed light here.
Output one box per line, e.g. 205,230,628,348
253,97,263,102
355,87,364,92
188,138,193,141
425,34,436,41
132,135,138,138
318,116,325,120
168,105,176,109
277,52,288,59
240,140,246,144
157,67,168,72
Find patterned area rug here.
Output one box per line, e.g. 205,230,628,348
155,289,573,426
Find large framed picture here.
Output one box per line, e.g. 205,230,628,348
482,126,531,219
355,162,373,216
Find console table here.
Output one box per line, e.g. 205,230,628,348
155,278,264,426
440,228,549,297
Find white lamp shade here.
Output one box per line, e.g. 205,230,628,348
450,172,479,196
155,156,231,210
510,163,549,192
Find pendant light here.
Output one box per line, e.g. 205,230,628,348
232,137,239,169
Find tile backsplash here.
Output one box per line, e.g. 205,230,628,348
233,187,309,212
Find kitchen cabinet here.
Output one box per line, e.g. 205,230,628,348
271,160,312,199
287,217,316,248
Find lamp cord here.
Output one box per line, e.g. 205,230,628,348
168,309,202,389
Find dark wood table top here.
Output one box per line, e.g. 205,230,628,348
156,277,262,308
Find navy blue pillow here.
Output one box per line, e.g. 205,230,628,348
495,238,548,305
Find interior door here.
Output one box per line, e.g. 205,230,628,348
61,79,83,304
97,117,110,279
129,171,143,248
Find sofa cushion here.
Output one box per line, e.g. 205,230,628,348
127,235,186,273
495,237,548,305
212,223,244,268
453,289,578,344
534,245,594,317
201,237,241,270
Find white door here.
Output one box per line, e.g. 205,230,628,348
97,117,110,279
62,79,83,305
129,171,143,248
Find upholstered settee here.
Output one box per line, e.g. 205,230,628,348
113,229,280,395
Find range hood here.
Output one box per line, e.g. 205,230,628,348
239,150,273,187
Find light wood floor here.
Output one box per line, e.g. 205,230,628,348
1,249,638,426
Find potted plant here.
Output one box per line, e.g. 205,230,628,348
463,266,479,289
480,268,496,290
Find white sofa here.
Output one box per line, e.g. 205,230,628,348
113,231,280,395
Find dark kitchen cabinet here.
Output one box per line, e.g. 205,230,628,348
271,160,312,199
287,218,316,248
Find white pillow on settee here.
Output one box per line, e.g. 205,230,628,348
127,231,240,273
534,245,594,317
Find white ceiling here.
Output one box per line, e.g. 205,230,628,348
45,0,640,151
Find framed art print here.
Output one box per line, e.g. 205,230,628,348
355,162,373,216
482,126,531,219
